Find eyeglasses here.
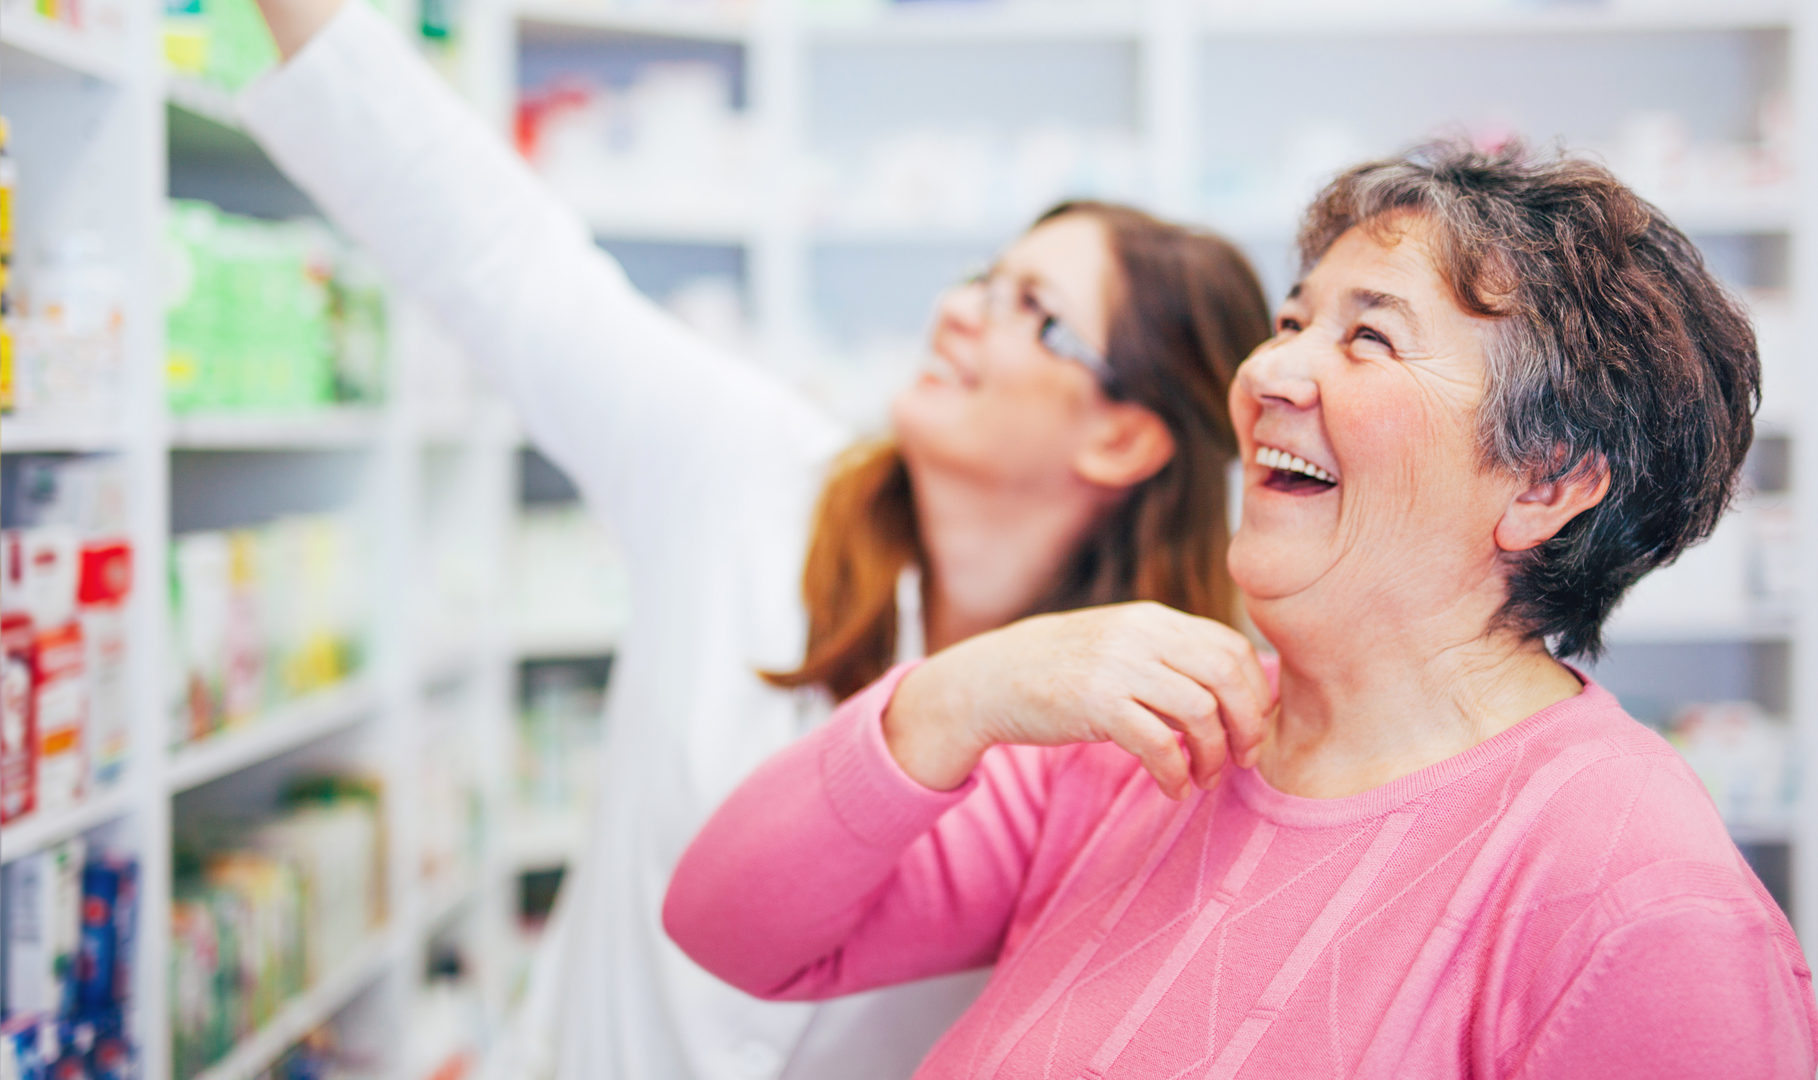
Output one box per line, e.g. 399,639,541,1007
959,268,1115,388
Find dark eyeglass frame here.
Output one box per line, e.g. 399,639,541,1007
961,269,1115,388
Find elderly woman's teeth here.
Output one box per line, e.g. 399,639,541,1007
1255,445,1336,484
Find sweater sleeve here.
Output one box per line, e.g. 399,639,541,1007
664,662,1051,999
1508,862,1818,1080
239,3,844,562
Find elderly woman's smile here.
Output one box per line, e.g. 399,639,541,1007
1229,217,1524,633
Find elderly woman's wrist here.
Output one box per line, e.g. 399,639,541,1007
882,660,986,792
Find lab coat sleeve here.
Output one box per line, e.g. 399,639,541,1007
239,2,844,557
664,662,1050,999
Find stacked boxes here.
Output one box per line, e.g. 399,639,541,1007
161,0,278,92
170,779,383,1080
0,456,135,826
168,514,367,749
1,842,139,1080
164,201,386,416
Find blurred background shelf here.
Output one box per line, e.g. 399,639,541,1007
186,928,401,1080
1,418,133,453
0,785,137,865
168,409,389,449
165,679,383,792
0,11,131,83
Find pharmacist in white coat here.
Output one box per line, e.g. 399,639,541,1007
241,1,1274,1076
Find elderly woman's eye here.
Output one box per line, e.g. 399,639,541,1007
1351,325,1393,350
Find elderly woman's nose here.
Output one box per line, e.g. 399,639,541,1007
1241,338,1321,409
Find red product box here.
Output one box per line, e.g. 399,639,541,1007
2,609,37,823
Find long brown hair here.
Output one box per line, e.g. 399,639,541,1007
765,202,1272,701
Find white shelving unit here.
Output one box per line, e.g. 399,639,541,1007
1,1,1809,1077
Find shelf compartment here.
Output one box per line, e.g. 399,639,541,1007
584,208,753,247
805,4,1141,44
0,13,131,84
0,784,136,865
186,927,400,1080
420,868,480,934
165,74,241,131
167,679,382,793
1201,1,1792,38
517,0,750,44
169,409,388,450
2,418,131,453
513,626,621,661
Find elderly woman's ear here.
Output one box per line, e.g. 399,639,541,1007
1493,456,1611,554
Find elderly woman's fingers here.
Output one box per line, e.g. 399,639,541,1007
1148,616,1273,768
1102,699,1195,800
1129,665,1231,789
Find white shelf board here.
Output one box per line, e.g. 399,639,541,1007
1729,819,1795,845
1603,616,1795,646
809,223,1014,248
188,928,400,1080
421,867,479,932
805,3,1141,43
0,13,130,84
421,636,483,688
584,208,753,246
516,0,749,43
168,408,387,450
165,73,241,130
2,418,131,453
1201,1,1793,37
167,679,383,792
505,811,583,869
513,626,621,659
0,784,136,865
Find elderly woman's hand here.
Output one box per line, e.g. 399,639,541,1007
883,602,1274,800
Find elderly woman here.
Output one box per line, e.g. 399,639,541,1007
664,140,1816,1078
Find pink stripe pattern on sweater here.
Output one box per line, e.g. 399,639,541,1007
665,662,1818,1078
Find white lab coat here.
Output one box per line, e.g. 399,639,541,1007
241,5,987,1078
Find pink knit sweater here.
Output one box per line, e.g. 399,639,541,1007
666,662,1816,1078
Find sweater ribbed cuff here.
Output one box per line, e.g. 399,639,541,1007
820,662,977,850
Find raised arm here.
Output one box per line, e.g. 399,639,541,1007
239,0,843,552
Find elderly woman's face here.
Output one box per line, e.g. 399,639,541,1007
1228,216,1526,631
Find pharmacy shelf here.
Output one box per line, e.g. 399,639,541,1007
421,636,483,689
513,626,621,660
504,811,583,870
165,75,240,130
584,207,754,247
2,418,133,453
0,12,131,84
1730,819,1796,846
187,927,401,1080
0,784,137,866
168,409,387,450
810,223,1015,249
1201,1,1793,37
1603,616,1795,646
516,0,750,44
166,679,383,793
421,868,479,933
805,3,1141,44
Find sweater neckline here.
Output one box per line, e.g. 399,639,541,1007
1227,674,1615,829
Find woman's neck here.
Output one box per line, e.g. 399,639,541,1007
1254,605,1585,799
912,467,1104,654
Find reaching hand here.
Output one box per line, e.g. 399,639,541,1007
251,0,344,59
883,601,1275,800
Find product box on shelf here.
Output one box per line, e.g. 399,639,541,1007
170,777,383,1080
168,513,367,748
0,455,137,823
162,0,277,91
1,843,138,1080
164,200,387,416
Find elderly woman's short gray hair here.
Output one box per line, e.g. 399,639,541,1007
1298,139,1760,658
